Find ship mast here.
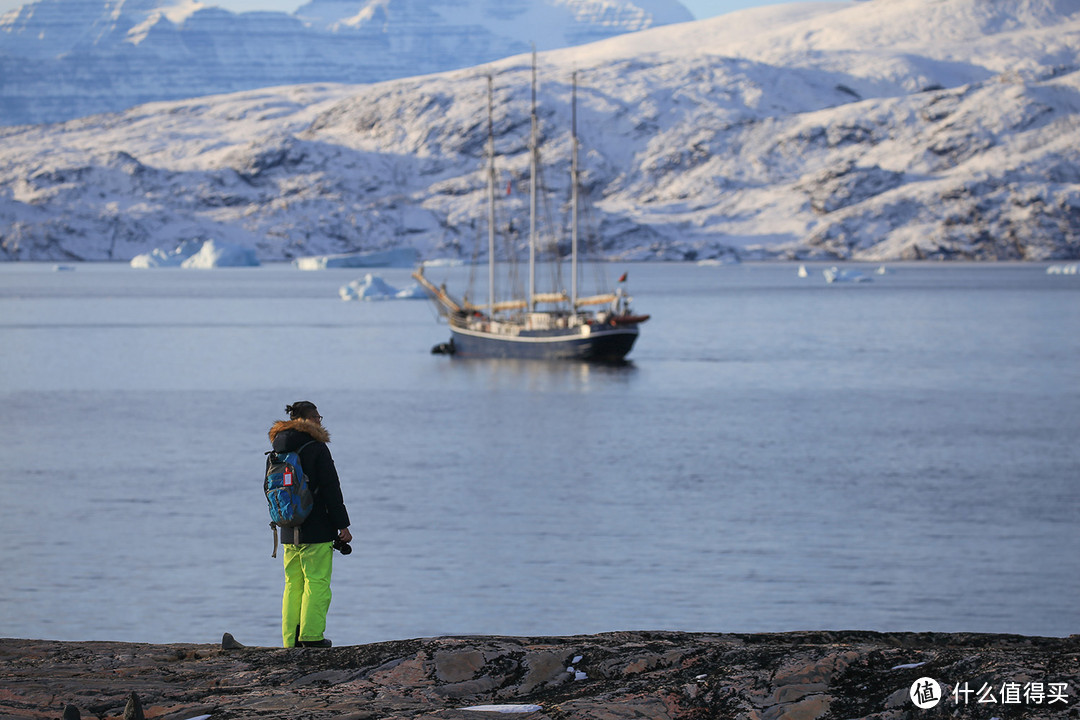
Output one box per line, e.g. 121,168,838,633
529,51,538,313
486,74,496,319
570,70,579,313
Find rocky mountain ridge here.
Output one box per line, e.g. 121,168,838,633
1,0,1078,263
0,0,693,126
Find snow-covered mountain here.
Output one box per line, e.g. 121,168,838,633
1,0,1079,263
0,0,693,126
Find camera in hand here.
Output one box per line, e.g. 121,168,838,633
333,538,352,555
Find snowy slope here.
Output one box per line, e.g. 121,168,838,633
0,0,693,126
1,0,1078,262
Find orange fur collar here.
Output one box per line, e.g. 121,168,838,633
268,418,330,444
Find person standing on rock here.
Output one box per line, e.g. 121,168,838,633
268,401,352,648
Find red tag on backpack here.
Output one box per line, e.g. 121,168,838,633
283,467,294,486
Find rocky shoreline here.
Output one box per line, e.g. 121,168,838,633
2,631,1077,720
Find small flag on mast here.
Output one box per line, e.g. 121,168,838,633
618,272,628,283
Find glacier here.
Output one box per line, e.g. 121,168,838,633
294,247,421,269
1,0,1079,263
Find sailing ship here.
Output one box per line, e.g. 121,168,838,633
413,62,648,361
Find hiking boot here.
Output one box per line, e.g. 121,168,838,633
299,638,333,648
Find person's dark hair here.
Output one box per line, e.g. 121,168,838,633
286,401,319,420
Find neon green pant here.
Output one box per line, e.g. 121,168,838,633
281,542,334,647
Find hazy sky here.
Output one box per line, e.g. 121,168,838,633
0,0,814,20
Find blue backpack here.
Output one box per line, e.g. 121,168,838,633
264,441,316,557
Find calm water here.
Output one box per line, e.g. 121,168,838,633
1,261,1078,645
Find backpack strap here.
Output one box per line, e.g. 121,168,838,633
265,440,317,464
291,441,317,547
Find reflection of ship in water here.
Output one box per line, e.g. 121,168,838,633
413,59,648,361
437,356,639,390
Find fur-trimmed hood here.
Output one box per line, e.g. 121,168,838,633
269,418,330,444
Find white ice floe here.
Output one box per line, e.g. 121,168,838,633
891,662,928,670
294,248,420,270
130,238,259,268
339,273,427,301
460,705,543,713
823,266,872,284
1046,263,1078,275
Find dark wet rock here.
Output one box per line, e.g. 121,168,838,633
220,632,245,650
122,691,145,720
0,631,1076,719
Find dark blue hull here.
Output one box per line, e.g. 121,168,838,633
448,324,639,361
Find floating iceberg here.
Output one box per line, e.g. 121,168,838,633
339,273,427,301
823,266,871,283
295,248,420,270
181,239,259,268
1046,263,1078,275
130,238,203,268
131,239,259,268
422,258,465,268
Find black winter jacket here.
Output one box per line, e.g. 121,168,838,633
268,418,350,544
